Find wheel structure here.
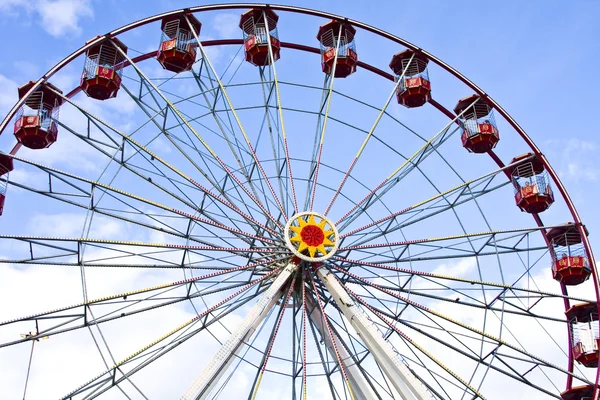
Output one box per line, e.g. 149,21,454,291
0,5,597,400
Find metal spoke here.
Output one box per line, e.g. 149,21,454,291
302,74,330,213
309,23,344,213
0,235,278,254
250,272,297,398
61,264,282,399
185,15,288,223
1,258,281,347
263,11,299,215
338,158,527,242
5,176,222,248
329,259,590,317
256,66,291,218
338,225,556,253
332,264,585,384
334,98,481,230
112,41,284,231
9,154,275,245
308,269,358,400
323,52,415,216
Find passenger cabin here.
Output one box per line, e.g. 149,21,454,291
547,224,591,286
14,81,63,149
80,37,127,100
510,153,554,213
566,302,599,368
317,20,357,78
157,13,201,73
454,94,499,153
389,49,431,108
240,8,281,66
561,385,594,400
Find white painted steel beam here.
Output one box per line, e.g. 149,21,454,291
306,293,378,400
181,262,298,400
316,267,432,400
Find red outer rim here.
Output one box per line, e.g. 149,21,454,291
0,4,595,395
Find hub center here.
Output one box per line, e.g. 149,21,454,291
300,225,325,247
284,211,339,262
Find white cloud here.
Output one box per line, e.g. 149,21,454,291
0,0,93,38
432,257,476,277
38,0,93,37
545,138,599,183
212,13,241,38
0,74,19,120
29,212,124,238
567,161,598,182
13,61,40,78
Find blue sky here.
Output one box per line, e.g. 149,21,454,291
1,0,599,243
0,1,600,399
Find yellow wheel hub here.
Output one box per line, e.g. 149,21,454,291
284,212,339,262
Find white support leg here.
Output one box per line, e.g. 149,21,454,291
306,294,379,400
181,262,298,400
316,267,432,400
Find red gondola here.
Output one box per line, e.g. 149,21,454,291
240,8,281,66
547,224,591,285
510,153,554,213
14,81,63,149
317,20,357,78
389,50,431,108
566,303,599,368
561,385,594,400
454,94,500,153
80,37,127,100
157,13,201,73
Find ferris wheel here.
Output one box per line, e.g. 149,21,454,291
0,4,598,400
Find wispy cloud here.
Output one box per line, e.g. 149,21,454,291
0,0,93,38
212,13,241,38
545,138,599,183
12,61,40,78
0,74,19,120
